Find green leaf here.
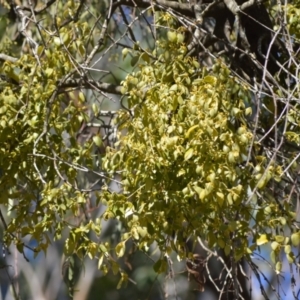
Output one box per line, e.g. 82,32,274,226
224,245,231,256
275,235,285,243
131,55,139,67
203,76,217,85
115,241,126,258
99,244,108,253
93,135,102,147
122,48,129,59
275,261,282,274
284,245,291,254
167,31,177,42
111,261,120,275
286,252,295,263
256,234,268,246
140,52,150,63
271,241,279,251
270,250,276,264
184,148,194,161
153,258,167,274
291,233,300,246
185,125,199,139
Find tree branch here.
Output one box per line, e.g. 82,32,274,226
0,53,18,63
112,0,194,17
59,79,122,95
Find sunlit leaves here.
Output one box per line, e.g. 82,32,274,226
275,261,282,274
153,258,168,274
117,272,128,289
93,135,103,147
0,14,102,262
291,232,300,246
184,148,194,161
1,3,299,288
101,29,273,265
115,242,126,258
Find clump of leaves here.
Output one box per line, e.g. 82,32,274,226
101,20,299,273
102,29,252,261
0,19,97,256
1,7,298,283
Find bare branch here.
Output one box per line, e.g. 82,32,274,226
0,54,18,63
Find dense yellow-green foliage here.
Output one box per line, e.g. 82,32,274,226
2,1,300,293
101,28,292,270
0,5,97,255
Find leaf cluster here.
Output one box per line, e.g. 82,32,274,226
102,27,293,266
